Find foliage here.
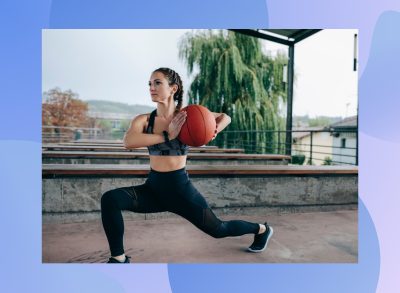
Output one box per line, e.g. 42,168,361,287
323,156,333,165
293,115,342,128
179,30,288,153
291,154,305,165
120,119,131,131
42,88,89,128
111,129,125,140
97,119,113,132
309,117,334,127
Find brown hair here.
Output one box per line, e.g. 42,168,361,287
153,67,184,115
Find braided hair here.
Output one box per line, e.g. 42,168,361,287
153,67,184,115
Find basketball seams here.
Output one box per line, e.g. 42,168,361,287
187,106,201,146
196,105,207,146
180,105,215,147
185,116,195,146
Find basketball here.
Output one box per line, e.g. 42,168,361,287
178,105,216,147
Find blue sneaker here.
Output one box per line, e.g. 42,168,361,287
247,223,273,253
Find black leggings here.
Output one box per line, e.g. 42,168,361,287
101,167,259,256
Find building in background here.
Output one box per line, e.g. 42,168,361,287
291,116,358,165
292,126,333,165
330,115,357,165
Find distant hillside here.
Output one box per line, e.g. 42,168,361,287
293,115,342,128
87,100,154,115
86,100,343,128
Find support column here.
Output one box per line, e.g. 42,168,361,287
285,44,295,156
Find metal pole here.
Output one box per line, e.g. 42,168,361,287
278,130,281,154
354,33,359,165
285,44,295,157
309,131,313,165
353,34,358,71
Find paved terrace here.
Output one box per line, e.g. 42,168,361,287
43,208,357,263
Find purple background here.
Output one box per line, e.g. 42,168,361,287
1,0,399,291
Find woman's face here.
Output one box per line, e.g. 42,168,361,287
148,71,176,103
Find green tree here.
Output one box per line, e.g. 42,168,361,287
120,119,131,132
179,30,288,153
97,120,112,132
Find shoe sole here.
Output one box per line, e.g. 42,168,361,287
247,226,274,253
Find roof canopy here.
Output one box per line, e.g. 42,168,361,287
230,29,322,46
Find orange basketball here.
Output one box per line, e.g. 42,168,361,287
178,105,216,147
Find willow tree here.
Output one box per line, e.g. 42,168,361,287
179,30,288,153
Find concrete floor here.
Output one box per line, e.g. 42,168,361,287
42,209,357,263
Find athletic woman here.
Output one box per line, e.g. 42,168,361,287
101,67,273,263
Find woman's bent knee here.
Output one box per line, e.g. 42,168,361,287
101,190,117,209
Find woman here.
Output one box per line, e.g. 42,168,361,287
101,67,273,263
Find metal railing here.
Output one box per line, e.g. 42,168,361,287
42,127,358,166
42,126,115,143
208,129,358,166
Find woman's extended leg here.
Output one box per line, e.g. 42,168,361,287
160,180,261,238
101,183,166,258
165,181,273,252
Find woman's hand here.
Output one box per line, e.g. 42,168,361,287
211,112,231,140
211,127,218,141
168,111,187,139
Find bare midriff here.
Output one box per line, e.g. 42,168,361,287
149,155,187,172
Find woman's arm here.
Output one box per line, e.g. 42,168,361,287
123,114,164,149
212,112,231,138
123,111,187,149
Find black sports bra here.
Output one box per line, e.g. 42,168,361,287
146,110,189,156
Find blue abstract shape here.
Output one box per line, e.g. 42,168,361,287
0,0,51,142
0,141,124,293
49,0,268,28
168,200,379,293
359,11,400,142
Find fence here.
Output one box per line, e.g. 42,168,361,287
208,129,358,166
42,127,358,166
42,126,104,143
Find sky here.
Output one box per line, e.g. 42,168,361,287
42,29,358,118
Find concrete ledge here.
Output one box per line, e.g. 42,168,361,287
42,151,290,165
42,164,358,223
42,151,289,159
43,158,288,165
42,164,357,176
43,144,245,153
